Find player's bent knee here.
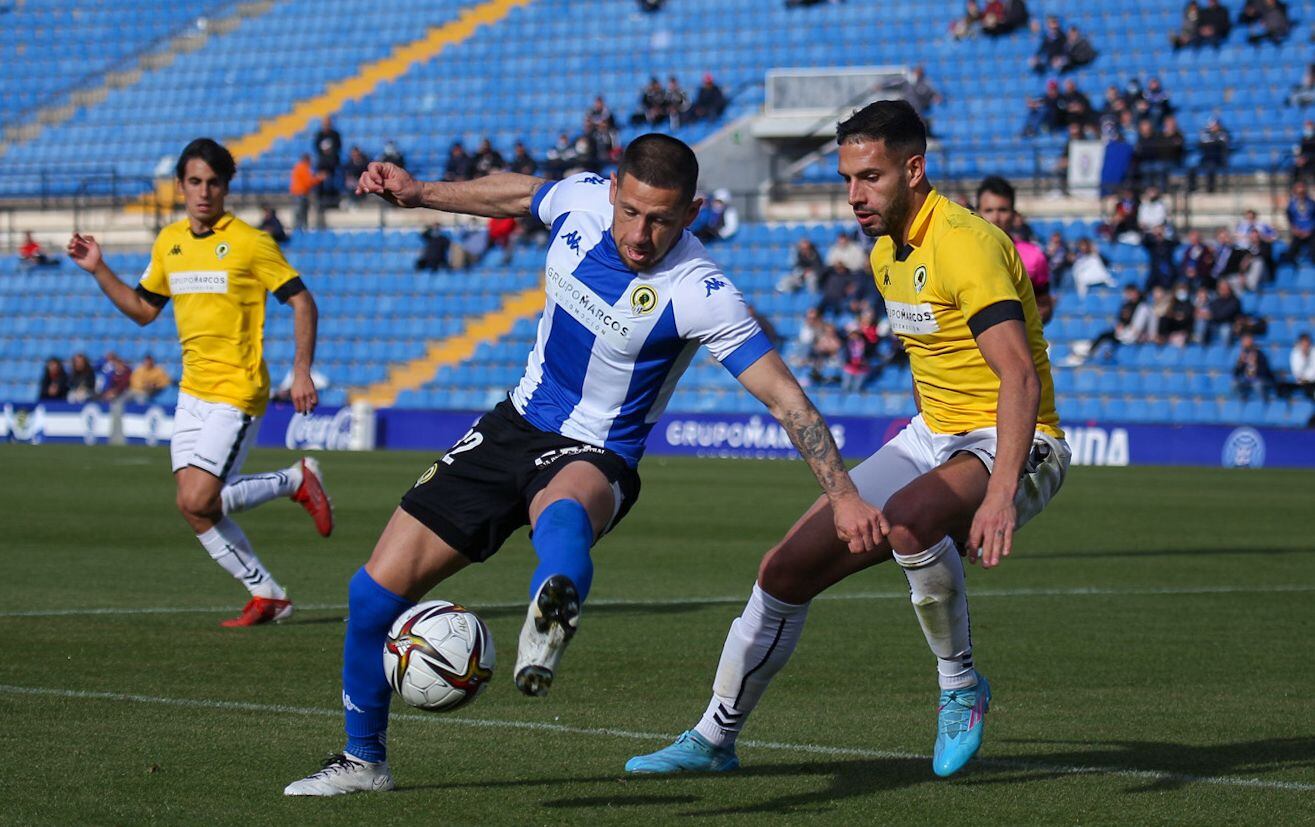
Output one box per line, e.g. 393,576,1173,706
175,488,220,521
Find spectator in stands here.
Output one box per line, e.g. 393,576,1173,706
1101,186,1141,243
1199,0,1233,46
1086,284,1157,362
67,352,96,403
825,230,868,277
632,77,667,126
664,76,691,128
776,238,824,294
1287,332,1315,399
1028,15,1066,74
129,354,170,403
586,96,617,131
444,141,474,182
586,115,618,165
1143,223,1181,291
313,116,342,203
488,217,522,264
689,74,728,123
1180,228,1218,287
1245,0,1290,44
343,146,370,203
1283,180,1315,265
289,154,323,232
1293,121,1315,183
982,0,1028,37
1022,79,1064,136
38,357,68,401
1137,185,1172,236
841,329,873,392
1072,236,1118,297
568,126,601,174
1211,226,1247,283
1170,1,1204,49
472,137,505,178
1289,64,1315,107
1235,208,1278,245
1098,96,1130,141
1190,116,1232,193
1141,77,1175,126
1157,282,1195,346
1045,231,1074,287
1133,119,1173,190
638,0,664,11
1059,79,1095,132
98,352,131,403
976,176,1054,323
378,140,406,170
692,189,739,243
1233,333,1276,400
543,133,576,180
1059,24,1097,72
259,204,288,245
415,224,451,271
1195,278,1242,343
508,141,538,176
951,0,984,39
1238,227,1275,290
18,231,56,267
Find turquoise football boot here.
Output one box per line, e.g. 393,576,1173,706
625,730,740,774
932,673,991,777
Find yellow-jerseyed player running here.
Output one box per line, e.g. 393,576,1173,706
628,100,1071,778
67,138,334,627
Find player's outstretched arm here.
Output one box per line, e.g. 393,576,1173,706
736,351,889,553
356,162,546,219
285,290,319,415
66,233,161,326
967,319,1040,569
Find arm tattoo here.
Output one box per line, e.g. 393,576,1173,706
781,403,849,496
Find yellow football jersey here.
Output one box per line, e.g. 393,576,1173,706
137,213,300,416
869,190,1062,439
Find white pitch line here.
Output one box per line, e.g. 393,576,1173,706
0,684,1310,794
1,584,1313,619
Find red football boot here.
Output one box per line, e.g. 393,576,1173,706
220,596,294,627
292,457,334,537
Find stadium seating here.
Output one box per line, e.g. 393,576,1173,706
2,1,1314,429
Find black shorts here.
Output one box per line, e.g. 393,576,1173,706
400,399,642,562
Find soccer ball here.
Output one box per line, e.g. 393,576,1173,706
383,600,495,712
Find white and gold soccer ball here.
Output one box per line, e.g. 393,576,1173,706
383,600,495,711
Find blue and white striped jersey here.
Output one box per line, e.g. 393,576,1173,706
509,173,773,466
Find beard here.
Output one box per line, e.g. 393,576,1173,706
858,178,911,239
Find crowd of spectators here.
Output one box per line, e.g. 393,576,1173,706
37,351,170,405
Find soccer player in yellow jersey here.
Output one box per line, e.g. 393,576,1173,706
66,138,335,627
628,100,1072,778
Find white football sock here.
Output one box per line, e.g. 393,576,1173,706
221,464,301,514
693,583,810,748
196,517,286,600
895,536,975,690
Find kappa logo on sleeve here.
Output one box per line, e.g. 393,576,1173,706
703,277,727,297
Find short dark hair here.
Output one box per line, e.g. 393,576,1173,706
616,133,699,204
835,99,927,158
976,175,1016,208
175,138,236,184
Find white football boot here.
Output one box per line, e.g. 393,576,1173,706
514,574,580,697
283,752,393,796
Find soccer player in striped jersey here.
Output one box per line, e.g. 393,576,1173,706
66,138,333,628
284,134,886,796
627,101,1071,779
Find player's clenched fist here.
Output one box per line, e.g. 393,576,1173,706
356,161,422,208
67,232,103,273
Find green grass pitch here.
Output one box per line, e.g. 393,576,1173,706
0,443,1312,825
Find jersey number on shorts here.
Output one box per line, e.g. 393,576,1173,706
441,428,484,465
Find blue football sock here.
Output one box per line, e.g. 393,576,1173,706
530,499,595,603
342,567,413,763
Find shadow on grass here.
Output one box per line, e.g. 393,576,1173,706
1029,546,1313,560
983,735,1315,792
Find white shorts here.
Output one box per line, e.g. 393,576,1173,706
849,414,1071,531
170,392,261,482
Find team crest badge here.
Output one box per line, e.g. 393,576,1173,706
913,265,928,293
215,242,230,260
630,285,658,315
415,462,438,487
